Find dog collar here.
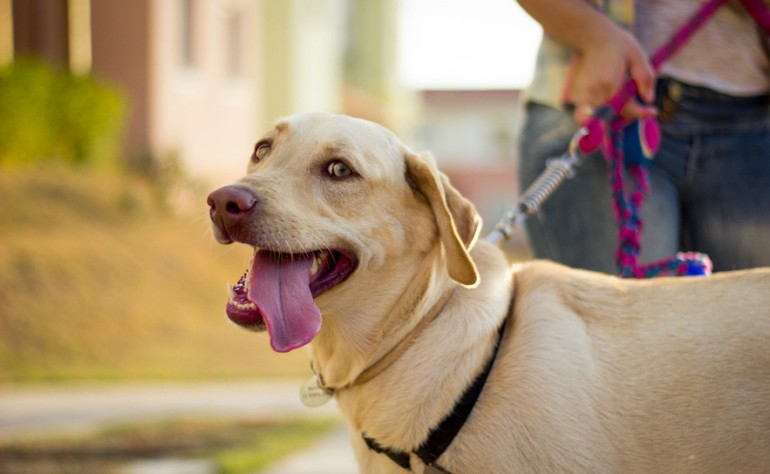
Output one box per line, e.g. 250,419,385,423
301,285,457,408
353,286,457,386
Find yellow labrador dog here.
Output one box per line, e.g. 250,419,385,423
207,112,770,473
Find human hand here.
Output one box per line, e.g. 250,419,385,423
567,24,657,124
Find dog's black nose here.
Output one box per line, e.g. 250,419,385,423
207,185,257,229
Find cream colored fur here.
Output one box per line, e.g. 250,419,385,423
223,112,770,473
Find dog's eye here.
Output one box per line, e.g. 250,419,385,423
327,161,353,178
253,143,271,162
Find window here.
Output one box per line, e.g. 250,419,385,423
180,0,195,69
224,9,243,78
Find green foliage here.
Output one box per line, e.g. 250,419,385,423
0,58,127,167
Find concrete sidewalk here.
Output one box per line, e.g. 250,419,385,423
0,380,338,438
261,425,358,474
119,426,358,474
0,380,358,473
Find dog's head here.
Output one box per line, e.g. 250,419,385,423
207,113,480,352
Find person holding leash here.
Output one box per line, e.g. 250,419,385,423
516,0,770,273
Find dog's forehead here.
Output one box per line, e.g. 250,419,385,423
274,113,404,171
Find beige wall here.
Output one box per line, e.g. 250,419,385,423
93,0,262,182
151,0,261,182
260,0,345,125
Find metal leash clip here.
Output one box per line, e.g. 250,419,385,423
485,127,587,244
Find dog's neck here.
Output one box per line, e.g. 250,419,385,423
309,242,452,390
327,241,513,459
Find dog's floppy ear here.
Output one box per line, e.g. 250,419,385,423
405,151,480,287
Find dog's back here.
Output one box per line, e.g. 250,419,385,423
469,261,770,473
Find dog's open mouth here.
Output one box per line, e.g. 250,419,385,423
226,248,357,352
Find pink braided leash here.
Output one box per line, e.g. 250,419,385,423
575,0,770,277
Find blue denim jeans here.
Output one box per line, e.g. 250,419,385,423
519,78,770,273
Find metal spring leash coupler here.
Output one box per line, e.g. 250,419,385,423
485,128,586,244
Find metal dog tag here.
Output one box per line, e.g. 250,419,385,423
300,375,333,407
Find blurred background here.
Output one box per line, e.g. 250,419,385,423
0,0,540,471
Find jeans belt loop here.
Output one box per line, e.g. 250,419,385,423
658,79,682,123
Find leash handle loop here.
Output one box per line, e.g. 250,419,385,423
576,0,731,156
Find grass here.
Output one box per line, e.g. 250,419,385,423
0,167,310,382
0,416,342,473
215,418,341,473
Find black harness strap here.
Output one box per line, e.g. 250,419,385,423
363,435,413,470
416,319,505,465
362,317,507,473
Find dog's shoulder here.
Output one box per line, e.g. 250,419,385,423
510,259,620,300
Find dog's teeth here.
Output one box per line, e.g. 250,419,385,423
226,283,234,300
234,301,257,310
311,251,328,275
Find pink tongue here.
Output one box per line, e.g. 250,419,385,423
247,252,322,352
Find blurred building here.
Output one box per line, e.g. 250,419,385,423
5,0,411,182
412,89,524,236
414,89,522,165
5,0,526,240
